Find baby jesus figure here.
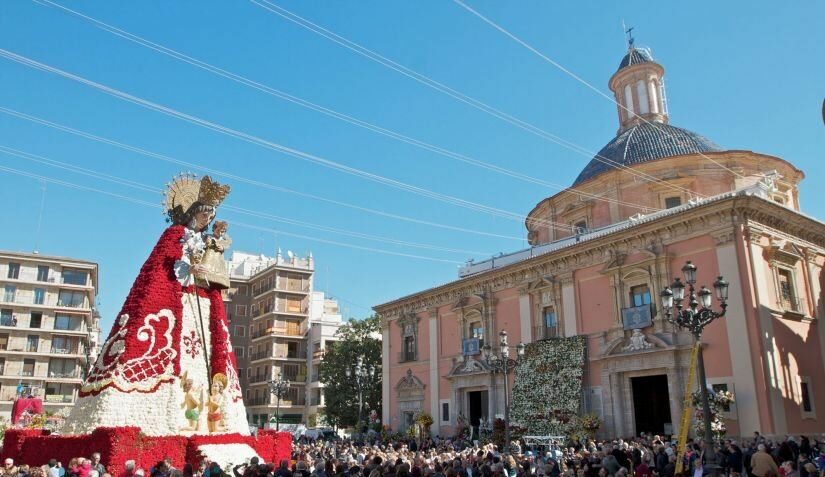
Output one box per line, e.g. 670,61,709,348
197,220,232,290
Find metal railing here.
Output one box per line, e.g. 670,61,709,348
780,295,807,314
44,394,73,403
397,350,417,363
533,325,560,340
250,327,303,339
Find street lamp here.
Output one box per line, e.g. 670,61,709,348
268,372,291,431
659,261,730,476
481,330,526,455
345,356,375,436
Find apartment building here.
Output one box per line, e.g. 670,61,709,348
0,251,100,421
305,292,343,426
224,250,343,427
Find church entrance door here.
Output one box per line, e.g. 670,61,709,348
467,390,488,438
631,375,671,435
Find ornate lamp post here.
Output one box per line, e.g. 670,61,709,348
268,372,291,431
660,261,730,476
346,356,375,436
482,330,526,455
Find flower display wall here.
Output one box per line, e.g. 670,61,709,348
510,336,586,436
0,428,292,469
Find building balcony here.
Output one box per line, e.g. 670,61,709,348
779,295,808,317
246,396,306,407
248,374,267,384
252,284,311,299
0,321,90,336
44,394,74,404
250,327,304,340
0,275,93,291
532,325,560,341
252,307,309,319
248,351,307,363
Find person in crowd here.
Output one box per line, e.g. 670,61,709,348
91,455,106,477
2,459,19,477
752,445,780,477
47,460,61,477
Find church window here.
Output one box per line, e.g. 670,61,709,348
800,377,814,414
542,306,558,339
777,268,798,311
623,84,635,117
664,196,682,209
630,284,651,307
649,80,660,114
636,80,650,114
573,220,587,234
469,320,484,349
398,314,419,363
403,336,416,361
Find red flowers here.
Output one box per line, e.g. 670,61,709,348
0,427,292,470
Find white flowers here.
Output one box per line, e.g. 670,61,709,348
198,443,261,467
175,228,206,286
510,337,587,436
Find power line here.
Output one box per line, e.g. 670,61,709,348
30,0,660,215
0,144,494,256
249,0,705,200
450,0,745,180
0,106,523,241
0,48,581,234
0,163,466,264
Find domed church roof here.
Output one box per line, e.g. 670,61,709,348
572,122,722,186
617,47,654,72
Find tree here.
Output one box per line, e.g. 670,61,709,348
318,314,382,429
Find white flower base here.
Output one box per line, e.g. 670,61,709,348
198,443,261,467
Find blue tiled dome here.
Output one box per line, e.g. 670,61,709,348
572,123,722,186
617,48,654,72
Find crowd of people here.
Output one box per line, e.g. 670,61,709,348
2,433,823,477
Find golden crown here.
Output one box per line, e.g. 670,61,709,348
164,173,230,224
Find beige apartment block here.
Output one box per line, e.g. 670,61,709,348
0,251,101,421
224,250,343,427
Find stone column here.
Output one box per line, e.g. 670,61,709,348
429,308,440,426
519,287,532,343
806,253,825,376
714,230,762,432
561,276,578,337
748,235,788,434
381,317,391,426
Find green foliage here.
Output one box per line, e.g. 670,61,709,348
318,314,382,429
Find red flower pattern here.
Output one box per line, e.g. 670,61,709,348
82,225,241,402
182,330,202,359
0,427,292,469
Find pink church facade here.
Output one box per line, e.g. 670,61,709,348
374,45,825,439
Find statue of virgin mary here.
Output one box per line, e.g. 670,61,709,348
64,174,249,436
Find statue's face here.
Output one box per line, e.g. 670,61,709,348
195,210,212,230
211,381,223,394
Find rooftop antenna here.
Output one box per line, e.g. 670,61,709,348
33,181,47,254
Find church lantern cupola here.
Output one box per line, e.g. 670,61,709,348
609,33,669,133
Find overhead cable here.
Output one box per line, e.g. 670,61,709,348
31,0,660,214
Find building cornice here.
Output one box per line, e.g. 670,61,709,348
374,194,825,319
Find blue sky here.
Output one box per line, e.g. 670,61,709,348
0,1,823,331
